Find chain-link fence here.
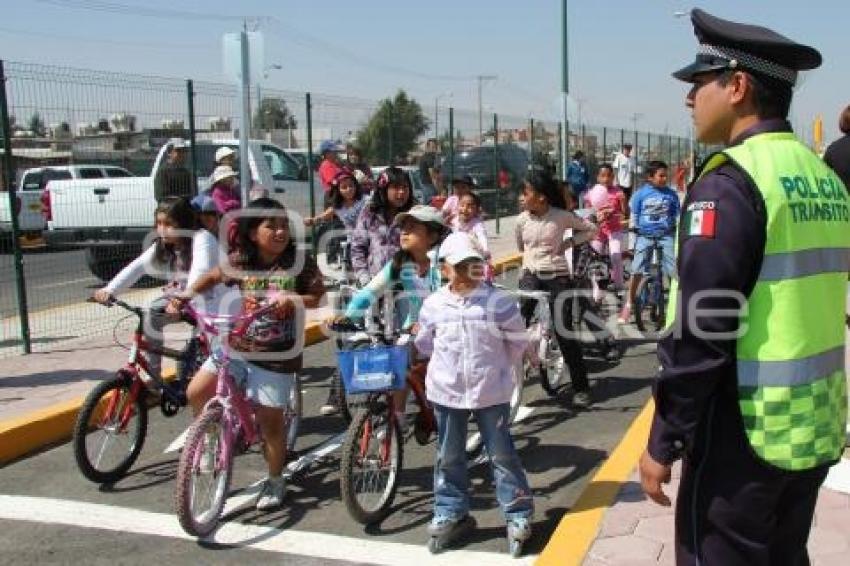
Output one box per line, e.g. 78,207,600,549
0,59,698,357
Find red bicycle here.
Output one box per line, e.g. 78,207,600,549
331,318,436,525
72,298,208,484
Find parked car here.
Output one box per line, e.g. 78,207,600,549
43,139,323,280
370,165,437,205
0,186,44,251
440,144,529,215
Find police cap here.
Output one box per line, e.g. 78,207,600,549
673,9,822,86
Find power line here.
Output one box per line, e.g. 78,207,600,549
33,0,262,22
264,23,475,83
0,25,210,50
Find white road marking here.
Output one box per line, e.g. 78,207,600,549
285,432,346,477
34,277,99,290
163,428,189,454
824,458,850,495
0,495,535,565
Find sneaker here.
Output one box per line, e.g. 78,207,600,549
256,476,286,511
319,386,340,416
617,304,632,325
573,390,592,408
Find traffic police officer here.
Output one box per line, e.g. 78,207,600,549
639,8,850,566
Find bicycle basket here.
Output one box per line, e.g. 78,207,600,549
337,344,408,394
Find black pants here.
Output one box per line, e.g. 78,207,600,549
676,391,829,566
518,271,589,391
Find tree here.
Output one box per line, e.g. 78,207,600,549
253,97,298,131
28,112,46,137
356,90,428,164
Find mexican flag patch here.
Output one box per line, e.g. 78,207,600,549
684,200,717,238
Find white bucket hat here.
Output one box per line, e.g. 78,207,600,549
215,146,236,163
211,165,237,185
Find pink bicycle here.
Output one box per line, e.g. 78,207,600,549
173,304,302,537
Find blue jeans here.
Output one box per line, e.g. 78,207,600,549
433,403,533,522
634,234,676,278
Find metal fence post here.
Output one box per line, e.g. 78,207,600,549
0,60,31,354
528,117,535,169
602,126,607,162
387,102,394,164
556,122,563,179
493,113,500,235
186,79,197,194
305,92,316,249
647,132,652,161
448,108,455,190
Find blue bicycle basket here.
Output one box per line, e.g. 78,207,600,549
337,344,409,394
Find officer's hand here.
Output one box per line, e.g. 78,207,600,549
639,449,672,507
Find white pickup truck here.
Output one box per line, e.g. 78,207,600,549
43,139,325,280
0,189,44,250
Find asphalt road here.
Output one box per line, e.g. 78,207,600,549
0,276,659,564
0,247,106,319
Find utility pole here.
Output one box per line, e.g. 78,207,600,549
560,0,569,180
239,20,251,206
477,75,497,144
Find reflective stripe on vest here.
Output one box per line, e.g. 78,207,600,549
737,345,844,387
697,131,849,471
758,247,850,281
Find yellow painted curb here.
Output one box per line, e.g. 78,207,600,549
0,251,523,466
535,399,655,566
0,395,85,465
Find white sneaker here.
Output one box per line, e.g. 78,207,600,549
256,476,286,511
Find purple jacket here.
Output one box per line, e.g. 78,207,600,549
350,206,401,282
211,184,241,215
415,284,529,410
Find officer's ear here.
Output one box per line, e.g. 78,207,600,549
726,71,757,111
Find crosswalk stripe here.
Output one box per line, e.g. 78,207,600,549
0,494,535,565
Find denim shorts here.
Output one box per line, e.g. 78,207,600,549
201,356,294,408
633,235,676,278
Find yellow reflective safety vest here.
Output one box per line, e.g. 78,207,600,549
672,131,849,471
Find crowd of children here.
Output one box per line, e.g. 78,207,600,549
92,140,680,555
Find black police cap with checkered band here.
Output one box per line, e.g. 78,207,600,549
673,9,822,86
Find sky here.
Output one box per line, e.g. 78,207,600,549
0,0,846,142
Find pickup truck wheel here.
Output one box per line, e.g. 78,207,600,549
85,244,140,282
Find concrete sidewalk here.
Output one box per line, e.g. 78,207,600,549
0,215,521,424
582,459,850,566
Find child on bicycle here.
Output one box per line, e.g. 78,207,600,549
303,168,367,234
515,170,598,407
178,198,325,510
93,197,201,382
337,205,449,430
619,160,680,324
584,164,627,293
452,191,493,281
415,232,533,553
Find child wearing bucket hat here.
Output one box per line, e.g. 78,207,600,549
209,165,241,214
415,231,533,554
336,205,449,426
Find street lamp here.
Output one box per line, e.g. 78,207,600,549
477,75,497,144
435,91,453,140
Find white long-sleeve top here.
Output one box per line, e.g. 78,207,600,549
105,231,227,310
414,283,529,410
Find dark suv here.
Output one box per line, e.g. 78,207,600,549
440,144,529,215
